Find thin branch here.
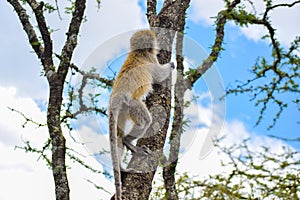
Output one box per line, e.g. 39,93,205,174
229,1,300,78
264,0,300,19
26,0,53,71
59,63,109,122
66,148,105,174
185,0,242,88
54,0,62,20
268,135,300,142
7,0,44,60
262,1,300,71
70,63,113,87
15,138,52,167
225,0,300,129
146,0,157,26
85,179,111,194
8,107,47,128
61,106,107,123
163,31,185,200
57,0,86,81
76,74,107,115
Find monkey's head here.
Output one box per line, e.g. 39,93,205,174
130,30,157,54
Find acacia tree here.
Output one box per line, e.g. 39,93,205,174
152,138,300,199
7,0,300,200
7,1,87,200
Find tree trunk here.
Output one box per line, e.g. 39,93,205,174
117,1,190,199
47,77,70,200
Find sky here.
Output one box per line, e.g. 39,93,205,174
0,0,299,199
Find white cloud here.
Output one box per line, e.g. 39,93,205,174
178,119,291,177
0,87,47,147
74,0,148,67
0,3,48,99
0,86,112,200
240,25,267,42
189,0,225,25
268,2,300,46
240,0,300,46
0,152,55,200
1,0,147,100
0,86,54,199
65,128,113,200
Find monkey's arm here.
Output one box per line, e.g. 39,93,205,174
151,62,174,82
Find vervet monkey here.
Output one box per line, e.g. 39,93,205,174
109,30,174,200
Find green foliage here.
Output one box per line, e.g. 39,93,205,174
43,2,57,14
65,0,76,14
226,0,300,129
227,36,300,129
15,138,52,168
151,139,300,199
185,68,198,77
229,6,257,27
8,107,46,128
31,41,41,46
66,148,111,177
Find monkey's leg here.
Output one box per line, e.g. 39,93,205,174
116,122,145,174
123,99,152,155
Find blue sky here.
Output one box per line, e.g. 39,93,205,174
185,0,300,149
0,0,299,199
187,20,300,148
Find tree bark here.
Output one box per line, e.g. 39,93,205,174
47,1,86,199
118,1,190,199
120,30,175,200
47,77,70,200
163,31,185,200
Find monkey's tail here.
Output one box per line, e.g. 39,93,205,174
109,107,122,200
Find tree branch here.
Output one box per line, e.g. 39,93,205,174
146,0,157,26
162,4,188,198
163,31,185,200
26,0,53,72
225,0,300,129
70,63,113,87
264,0,300,19
7,0,44,61
8,107,46,128
57,0,86,81
185,0,241,88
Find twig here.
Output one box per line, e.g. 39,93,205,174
8,107,46,128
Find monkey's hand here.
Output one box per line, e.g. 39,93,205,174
169,62,175,69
